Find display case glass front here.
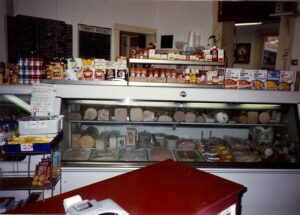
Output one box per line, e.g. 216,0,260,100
61,98,300,168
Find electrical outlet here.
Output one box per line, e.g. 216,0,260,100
291,59,298,66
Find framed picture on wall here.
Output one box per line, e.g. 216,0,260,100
235,43,251,64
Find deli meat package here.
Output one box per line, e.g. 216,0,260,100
149,147,174,161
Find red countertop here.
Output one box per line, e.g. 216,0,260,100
8,160,245,214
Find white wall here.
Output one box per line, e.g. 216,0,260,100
9,0,213,60
291,16,300,71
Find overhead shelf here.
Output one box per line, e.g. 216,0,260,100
129,58,225,66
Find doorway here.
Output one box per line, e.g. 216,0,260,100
114,23,156,59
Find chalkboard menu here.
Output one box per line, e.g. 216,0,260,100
7,15,72,64
78,24,111,60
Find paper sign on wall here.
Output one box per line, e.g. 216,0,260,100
30,83,58,117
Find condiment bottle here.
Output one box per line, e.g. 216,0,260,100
211,46,218,62
52,58,64,80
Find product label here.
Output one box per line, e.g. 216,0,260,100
252,70,267,90
225,68,241,89
239,70,254,89
20,144,33,152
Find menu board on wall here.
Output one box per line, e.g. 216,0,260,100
78,24,111,60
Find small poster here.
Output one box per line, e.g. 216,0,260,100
30,83,57,117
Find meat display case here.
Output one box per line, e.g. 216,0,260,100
59,83,300,168
1,83,300,215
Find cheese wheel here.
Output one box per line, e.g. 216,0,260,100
68,112,82,120
80,135,95,148
158,115,173,122
97,109,110,121
84,108,97,120
185,112,196,122
173,111,185,122
130,108,143,121
114,108,128,122
71,133,81,148
259,112,271,124
143,110,155,121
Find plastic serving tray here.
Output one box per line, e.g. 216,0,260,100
3,132,63,154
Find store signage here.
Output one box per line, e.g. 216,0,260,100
78,24,111,35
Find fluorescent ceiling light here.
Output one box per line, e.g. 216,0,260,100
235,22,262,26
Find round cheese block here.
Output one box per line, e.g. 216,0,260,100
259,112,271,124
84,108,97,120
80,135,95,148
173,111,185,122
185,112,196,122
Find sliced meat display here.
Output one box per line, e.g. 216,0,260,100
142,110,155,121
149,147,174,161
130,108,143,121
185,112,196,122
84,108,97,120
173,111,185,122
114,108,128,122
119,148,147,161
196,115,205,123
71,133,81,148
68,112,82,120
158,115,173,122
80,135,95,148
97,109,110,121
177,141,196,150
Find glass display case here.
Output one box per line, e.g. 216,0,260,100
60,87,300,168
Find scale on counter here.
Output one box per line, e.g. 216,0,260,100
64,195,129,215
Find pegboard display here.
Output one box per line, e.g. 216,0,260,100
7,15,72,64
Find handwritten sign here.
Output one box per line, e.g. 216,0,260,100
24,120,48,129
30,84,57,117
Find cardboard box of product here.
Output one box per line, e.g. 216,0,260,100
266,70,280,90
238,70,254,89
225,68,241,89
278,71,299,91
252,70,267,90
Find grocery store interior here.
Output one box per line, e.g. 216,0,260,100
0,0,300,215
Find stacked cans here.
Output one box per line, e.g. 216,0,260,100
18,57,45,84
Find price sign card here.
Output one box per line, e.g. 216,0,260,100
30,83,58,117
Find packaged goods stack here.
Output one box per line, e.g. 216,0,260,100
18,57,45,84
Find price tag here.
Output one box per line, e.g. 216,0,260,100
24,121,48,129
20,144,34,152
